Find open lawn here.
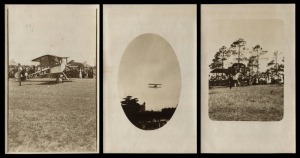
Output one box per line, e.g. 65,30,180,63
209,85,283,121
7,78,97,152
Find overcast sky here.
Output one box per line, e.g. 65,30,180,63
205,18,284,72
6,5,98,66
118,33,181,111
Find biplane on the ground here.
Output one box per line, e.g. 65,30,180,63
209,63,251,87
26,54,72,83
148,83,162,89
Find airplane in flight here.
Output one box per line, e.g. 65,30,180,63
148,83,162,89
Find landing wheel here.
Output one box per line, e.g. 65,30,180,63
56,77,63,83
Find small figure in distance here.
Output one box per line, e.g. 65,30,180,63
17,63,22,86
228,74,233,89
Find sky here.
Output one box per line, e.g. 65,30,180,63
118,33,181,111
206,19,285,72
6,5,98,66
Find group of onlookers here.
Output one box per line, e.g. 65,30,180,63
209,72,284,88
64,66,96,78
8,64,97,80
253,74,284,85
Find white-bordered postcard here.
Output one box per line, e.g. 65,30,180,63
103,4,197,153
5,4,99,153
201,4,295,153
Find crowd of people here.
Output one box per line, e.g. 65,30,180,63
209,72,284,89
8,64,97,81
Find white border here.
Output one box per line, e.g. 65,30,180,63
103,4,197,153
201,4,295,153
5,4,100,154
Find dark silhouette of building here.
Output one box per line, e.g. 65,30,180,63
121,96,177,130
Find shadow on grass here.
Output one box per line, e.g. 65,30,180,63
25,79,55,82
37,81,59,85
17,84,33,86
36,80,74,85
63,80,74,82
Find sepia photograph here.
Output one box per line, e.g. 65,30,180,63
103,5,196,153
201,4,295,153
118,33,181,130
5,5,99,153
207,20,285,121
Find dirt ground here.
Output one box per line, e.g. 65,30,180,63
7,78,97,152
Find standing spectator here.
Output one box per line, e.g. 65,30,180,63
228,74,233,89
17,63,22,86
85,68,89,78
93,67,96,79
79,68,82,79
25,69,28,79
89,67,93,78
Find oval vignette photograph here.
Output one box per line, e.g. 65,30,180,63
118,33,181,130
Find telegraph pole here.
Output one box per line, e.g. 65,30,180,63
256,49,259,75
238,46,240,66
275,51,278,75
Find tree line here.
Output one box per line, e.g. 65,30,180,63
121,96,176,129
209,38,284,76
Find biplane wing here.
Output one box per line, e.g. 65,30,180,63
148,86,161,88
31,54,69,62
148,83,162,88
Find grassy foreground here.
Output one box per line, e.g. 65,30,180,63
8,78,97,152
209,85,284,121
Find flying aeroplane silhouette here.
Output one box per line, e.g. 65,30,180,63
148,83,162,89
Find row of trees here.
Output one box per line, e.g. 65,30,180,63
209,38,284,76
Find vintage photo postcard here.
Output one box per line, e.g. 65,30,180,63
103,5,197,153
5,5,99,153
201,4,295,153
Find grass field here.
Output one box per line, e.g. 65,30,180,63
209,85,284,121
7,78,97,152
